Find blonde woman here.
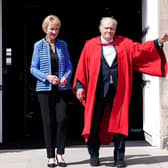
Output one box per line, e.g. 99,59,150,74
30,15,73,167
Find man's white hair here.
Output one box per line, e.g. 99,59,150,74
100,17,118,27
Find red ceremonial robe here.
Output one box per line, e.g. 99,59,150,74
73,36,167,144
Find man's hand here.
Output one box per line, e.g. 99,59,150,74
76,88,85,101
158,32,168,45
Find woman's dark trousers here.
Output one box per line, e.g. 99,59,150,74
38,90,67,158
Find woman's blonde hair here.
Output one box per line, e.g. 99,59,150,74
42,15,61,33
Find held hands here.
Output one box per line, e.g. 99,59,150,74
158,32,168,45
46,75,67,86
76,88,85,101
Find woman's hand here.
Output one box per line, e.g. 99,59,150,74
59,76,67,86
46,75,60,85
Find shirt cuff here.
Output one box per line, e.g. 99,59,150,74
76,80,84,90
154,39,163,49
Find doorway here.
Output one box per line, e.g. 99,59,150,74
2,0,143,148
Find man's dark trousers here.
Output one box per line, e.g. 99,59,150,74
87,84,125,161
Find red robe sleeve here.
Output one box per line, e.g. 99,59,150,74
132,40,167,76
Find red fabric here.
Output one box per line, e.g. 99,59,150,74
73,36,167,144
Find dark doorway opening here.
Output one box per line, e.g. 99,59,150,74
2,0,143,149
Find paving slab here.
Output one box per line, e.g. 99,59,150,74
0,141,168,168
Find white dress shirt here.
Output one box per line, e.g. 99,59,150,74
101,36,116,67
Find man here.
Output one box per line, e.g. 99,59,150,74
73,17,168,167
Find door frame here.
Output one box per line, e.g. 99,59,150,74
142,0,161,147
0,0,2,143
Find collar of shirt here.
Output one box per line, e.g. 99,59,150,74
101,36,113,44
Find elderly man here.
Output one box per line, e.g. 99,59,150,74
73,17,168,167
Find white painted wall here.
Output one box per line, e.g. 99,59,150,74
142,0,161,147
0,0,2,143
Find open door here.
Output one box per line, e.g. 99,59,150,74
142,0,161,146
2,0,143,145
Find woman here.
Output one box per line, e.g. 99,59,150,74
30,15,73,167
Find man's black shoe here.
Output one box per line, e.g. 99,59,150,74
90,155,100,166
113,160,126,167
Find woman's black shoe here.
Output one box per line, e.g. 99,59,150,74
56,155,67,167
57,161,67,167
47,158,56,167
47,163,57,167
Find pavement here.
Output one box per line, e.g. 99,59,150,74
0,140,168,168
